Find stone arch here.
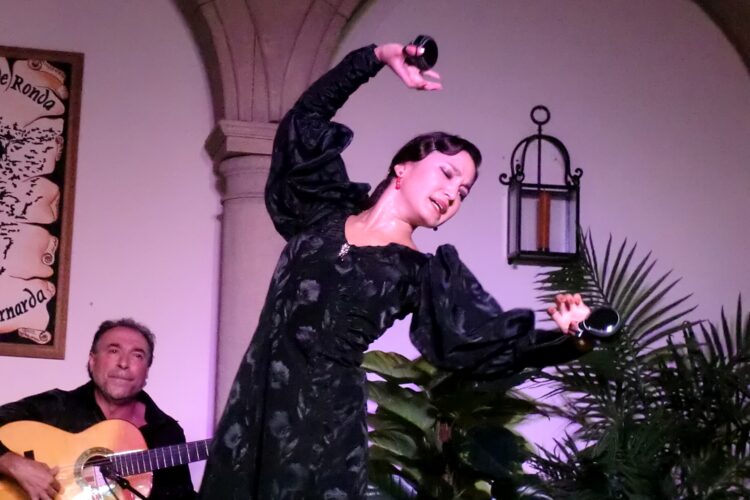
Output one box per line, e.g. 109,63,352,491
177,0,369,125
696,0,750,74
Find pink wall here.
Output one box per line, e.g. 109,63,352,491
0,0,218,484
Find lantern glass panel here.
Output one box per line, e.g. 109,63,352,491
507,181,521,258
519,185,577,254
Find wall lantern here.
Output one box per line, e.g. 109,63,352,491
499,105,582,265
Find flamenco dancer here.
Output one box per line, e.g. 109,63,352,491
199,41,590,499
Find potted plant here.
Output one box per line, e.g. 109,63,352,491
531,233,750,498
364,350,545,499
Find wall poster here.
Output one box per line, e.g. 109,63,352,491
0,45,83,359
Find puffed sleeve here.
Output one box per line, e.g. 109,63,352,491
409,245,582,376
265,45,384,240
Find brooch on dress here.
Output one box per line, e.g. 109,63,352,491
338,243,351,259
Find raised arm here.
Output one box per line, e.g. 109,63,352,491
265,45,382,240
290,44,383,122
266,43,442,240
290,43,441,121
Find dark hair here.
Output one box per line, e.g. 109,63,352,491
366,131,482,208
88,318,156,377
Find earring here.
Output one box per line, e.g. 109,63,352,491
433,226,438,232
395,176,401,190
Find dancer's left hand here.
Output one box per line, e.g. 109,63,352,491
547,293,591,335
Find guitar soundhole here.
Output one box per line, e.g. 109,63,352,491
82,455,108,482
75,448,121,499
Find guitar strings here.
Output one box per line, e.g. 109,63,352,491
51,455,145,474
51,459,109,473
51,440,210,476
52,457,152,479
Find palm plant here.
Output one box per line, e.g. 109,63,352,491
364,351,546,499
530,231,750,498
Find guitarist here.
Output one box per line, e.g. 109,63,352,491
0,318,197,499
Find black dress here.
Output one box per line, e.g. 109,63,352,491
199,45,575,500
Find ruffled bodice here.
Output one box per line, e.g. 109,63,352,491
266,210,425,367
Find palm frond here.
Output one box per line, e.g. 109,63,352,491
531,230,749,497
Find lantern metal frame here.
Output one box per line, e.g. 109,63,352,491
499,105,583,265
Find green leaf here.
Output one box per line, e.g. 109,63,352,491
412,357,440,378
363,351,427,383
368,409,414,434
367,381,436,431
370,430,420,459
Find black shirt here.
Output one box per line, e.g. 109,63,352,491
0,381,196,499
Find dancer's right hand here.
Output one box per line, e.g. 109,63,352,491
374,43,442,91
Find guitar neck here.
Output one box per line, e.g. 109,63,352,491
111,439,211,476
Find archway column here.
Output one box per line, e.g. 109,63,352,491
206,120,283,414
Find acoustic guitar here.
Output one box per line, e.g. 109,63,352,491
0,420,210,499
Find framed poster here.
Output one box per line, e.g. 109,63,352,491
0,46,82,359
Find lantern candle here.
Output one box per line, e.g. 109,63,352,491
537,190,551,251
